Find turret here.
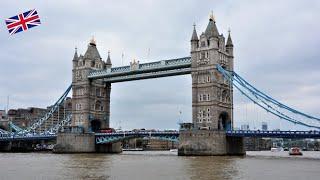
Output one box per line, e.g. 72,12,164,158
106,51,112,69
84,37,102,68
191,23,199,52
72,47,78,68
205,14,219,38
226,29,234,57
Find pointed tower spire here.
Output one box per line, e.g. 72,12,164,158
205,12,219,38
84,36,101,60
106,50,112,68
226,28,233,47
89,36,96,46
191,23,199,41
73,47,78,61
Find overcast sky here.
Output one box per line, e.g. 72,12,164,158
0,0,319,130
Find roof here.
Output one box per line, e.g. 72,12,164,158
84,43,101,60
205,18,219,38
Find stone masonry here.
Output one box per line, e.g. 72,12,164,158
178,15,245,156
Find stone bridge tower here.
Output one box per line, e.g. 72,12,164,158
71,38,111,133
54,38,121,153
191,15,234,131
178,15,244,156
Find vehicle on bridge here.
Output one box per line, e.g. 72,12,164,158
99,128,115,133
289,147,303,156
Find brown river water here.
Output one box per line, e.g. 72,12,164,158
0,151,319,180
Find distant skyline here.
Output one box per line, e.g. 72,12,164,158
0,0,319,130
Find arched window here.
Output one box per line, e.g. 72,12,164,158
96,88,101,96
95,101,101,111
222,90,228,102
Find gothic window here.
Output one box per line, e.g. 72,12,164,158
207,75,210,82
199,94,202,101
200,52,205,59
76,103,82,110
96,88,101,97
75,71,82,80
95,101,102,111
77,88,84,96
222,90,228,102
217,90,221,101
203,94,207,101
91,88,95,96
207,94,210,101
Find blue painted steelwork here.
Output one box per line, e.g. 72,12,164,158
233,72,320,121
1,130,320,143
96,130,320,144
8,122,23,132
226,130,320,139
0,128,10,138
95,131,179,144
88,57,191,82
16,85,72,135
46,114,72,134
216,65,320,129
0,134,56,142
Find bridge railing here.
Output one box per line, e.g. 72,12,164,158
95,131,180,144
95,130,179,136
226,130,320,138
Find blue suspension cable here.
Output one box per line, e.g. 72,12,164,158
217,65,320,129
233,71,320,121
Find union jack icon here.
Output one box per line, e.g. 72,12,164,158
5,9,41,35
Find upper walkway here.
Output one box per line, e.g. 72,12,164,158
87,57,191,82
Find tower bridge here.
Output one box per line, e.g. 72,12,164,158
1,15,320,155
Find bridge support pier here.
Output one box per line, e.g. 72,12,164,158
54,132,122,153
54,132,96,153
0,142,12,152
96,142,122,153
178,130,245,156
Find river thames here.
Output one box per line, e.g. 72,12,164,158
0,151,319,180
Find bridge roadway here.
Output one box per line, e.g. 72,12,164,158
1,130,320,143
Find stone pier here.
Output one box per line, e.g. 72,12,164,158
53,128,122,153
178,130,245,156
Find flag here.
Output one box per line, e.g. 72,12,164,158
5,9,41,35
